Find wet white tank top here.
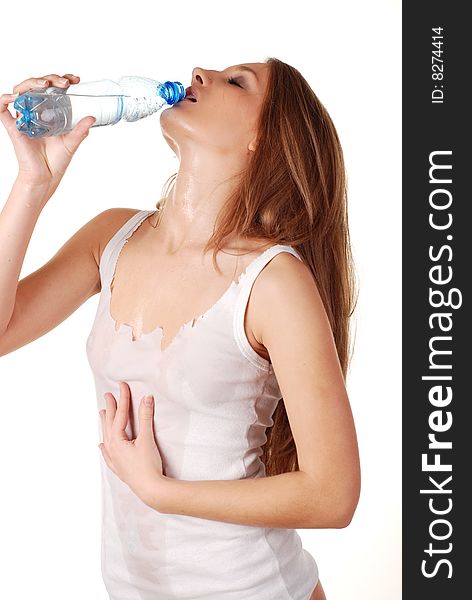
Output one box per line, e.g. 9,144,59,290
86,209,319,599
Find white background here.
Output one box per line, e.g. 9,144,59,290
0,1,401,598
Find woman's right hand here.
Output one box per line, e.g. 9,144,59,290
0,73,96,187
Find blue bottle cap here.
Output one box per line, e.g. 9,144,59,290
157,81,185,105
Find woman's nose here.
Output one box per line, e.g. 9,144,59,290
191,67,206,85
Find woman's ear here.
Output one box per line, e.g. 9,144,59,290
248,135,258,153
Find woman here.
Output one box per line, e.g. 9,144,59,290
0,58,360,599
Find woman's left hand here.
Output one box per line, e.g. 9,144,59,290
98,381,165,503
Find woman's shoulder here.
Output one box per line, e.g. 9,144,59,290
93,207,144,265
247,245,311,346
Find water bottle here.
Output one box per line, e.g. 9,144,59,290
13,75,186,139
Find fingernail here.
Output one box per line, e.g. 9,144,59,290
59,78,68,83
37,79,47,85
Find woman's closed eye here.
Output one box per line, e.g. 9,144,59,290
227,77,243,88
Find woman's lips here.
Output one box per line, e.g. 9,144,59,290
184,85,199,102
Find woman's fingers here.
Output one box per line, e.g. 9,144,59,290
11,74,80,96
112,382,131,438
104,392,117,433
35,74,81,88
12,77,50,95
0,92,20,132
99,409,107,441
0,92,19,115
60,74,80,83
100,384,133,448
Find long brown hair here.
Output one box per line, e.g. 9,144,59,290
156,57,358,476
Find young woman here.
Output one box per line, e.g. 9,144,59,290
0,58,360,600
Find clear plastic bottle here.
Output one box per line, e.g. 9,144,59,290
13,76,185,139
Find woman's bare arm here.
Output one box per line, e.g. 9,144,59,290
0,179,139,356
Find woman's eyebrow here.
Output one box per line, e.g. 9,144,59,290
236,66,259,81
224,65,259,82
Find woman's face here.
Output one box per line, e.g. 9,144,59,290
160,62,270,157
